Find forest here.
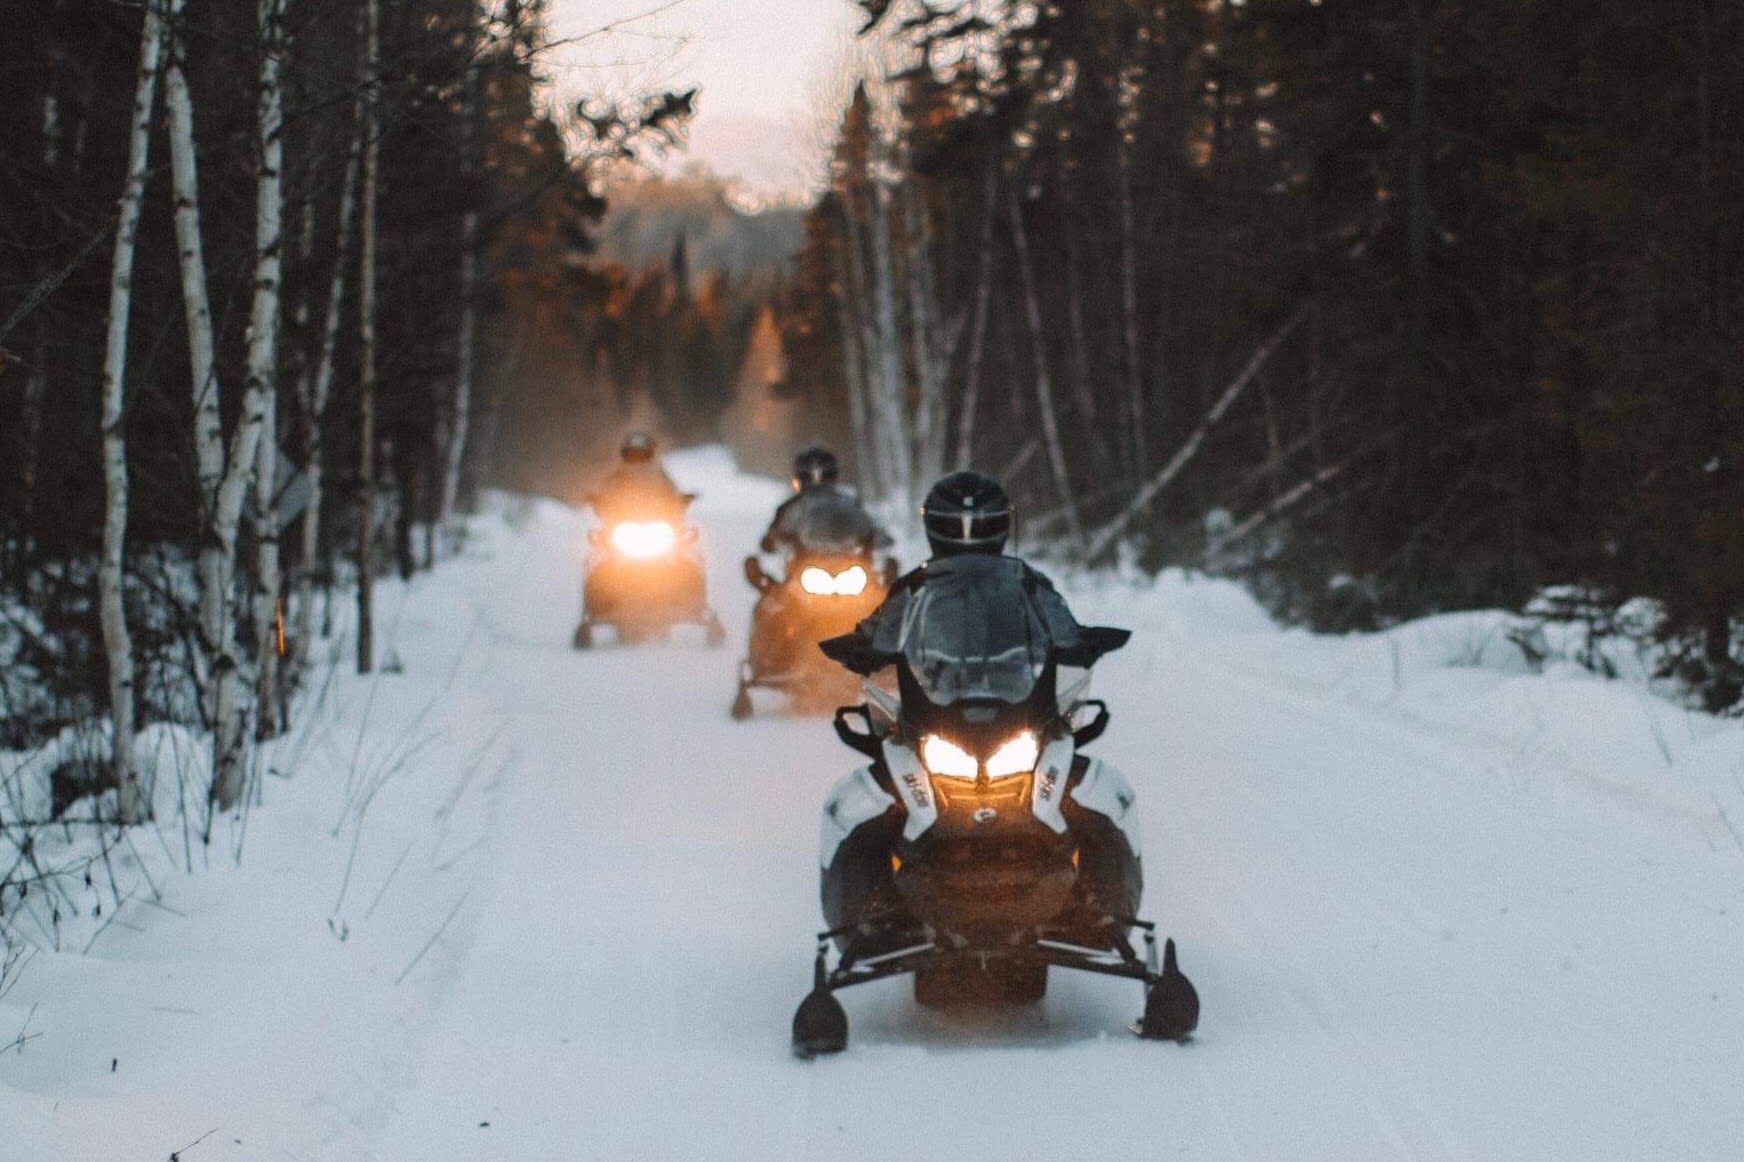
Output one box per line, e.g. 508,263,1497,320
1,0,1742,912
0,0,743,841
782,0,1744,712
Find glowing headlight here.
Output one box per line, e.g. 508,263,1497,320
799,564,870,596
920,734,979,780
610,521,676,558
799,565,836,595
834,564,868,596
984,731,1040,778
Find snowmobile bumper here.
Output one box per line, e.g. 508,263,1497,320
791,916,1198,1056
584,553,708,623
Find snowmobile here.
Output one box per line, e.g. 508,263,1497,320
574,492,725,649
790,564,1199,1056
731,549,897,719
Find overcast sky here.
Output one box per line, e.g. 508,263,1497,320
546,0,863,203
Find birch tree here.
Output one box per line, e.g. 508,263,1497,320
101,0,172,824
251,0,290,742
166,11,273,810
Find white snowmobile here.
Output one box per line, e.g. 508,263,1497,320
791,554,1199,1056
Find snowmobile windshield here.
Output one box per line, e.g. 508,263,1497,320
896,562,1053,706
790,493,880,555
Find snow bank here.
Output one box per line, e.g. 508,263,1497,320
1069,569,1744,841
5,448,1742,1161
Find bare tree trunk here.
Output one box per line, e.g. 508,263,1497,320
866,173,913,512
22,32,68,534
1062,214,1099,431
250,0,289,745
838,188,887,498
1085,304,1308,561
1202,462,1346,565
951,165,997,471
903,179,948,489
440,213,478,526
1405,0,1429,395
439,1,482,529
167,19,275,811
293,39,366,678
831,248,875,491
103,0,171,825
1006,189,1085,553
356,0,381,676
1116,137,1148,479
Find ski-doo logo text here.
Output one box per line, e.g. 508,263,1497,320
902,772,930,809
972,806,998,824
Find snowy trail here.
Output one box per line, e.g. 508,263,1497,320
362,455,1744,1161
7,450,1744,1160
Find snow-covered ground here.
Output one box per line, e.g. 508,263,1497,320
5,447,1744,1160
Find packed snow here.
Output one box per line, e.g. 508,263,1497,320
5,447,1744,1160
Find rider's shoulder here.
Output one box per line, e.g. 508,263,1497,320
1017,559,1062,592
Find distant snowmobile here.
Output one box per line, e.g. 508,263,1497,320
789,473,1199,1057
733,447,895,718
734,549,894,717
574,434,724,649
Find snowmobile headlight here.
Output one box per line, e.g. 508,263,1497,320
920,734,979,780
799,565,836,595
833,564,869,596
984,730,1040,778
610,521,676,558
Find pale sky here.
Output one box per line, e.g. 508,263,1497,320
546,0,864,202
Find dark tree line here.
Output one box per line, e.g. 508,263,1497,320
0,0,697,815
486,226,777,505
779,0,1744,709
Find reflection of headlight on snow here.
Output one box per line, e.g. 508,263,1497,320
921,734,979,780
609,521,676,558
984,730,1039,778
799,564,870,596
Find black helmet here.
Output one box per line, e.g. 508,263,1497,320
922,471,1011,556
793,446,839,489
621,432,656,463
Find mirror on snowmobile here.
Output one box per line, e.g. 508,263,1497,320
744,556,775,591
1068,699,1110,746
1055,625,1132,668
833,705,883,759
818,632,899,676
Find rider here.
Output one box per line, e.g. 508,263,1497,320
744,447,891,682
593,432,686,521
758,446,891,558
815,470,1134,936
822,470,1093,671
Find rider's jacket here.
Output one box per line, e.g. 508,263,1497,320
824,552,1086,676
761,485,892,556
594,461,685,521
